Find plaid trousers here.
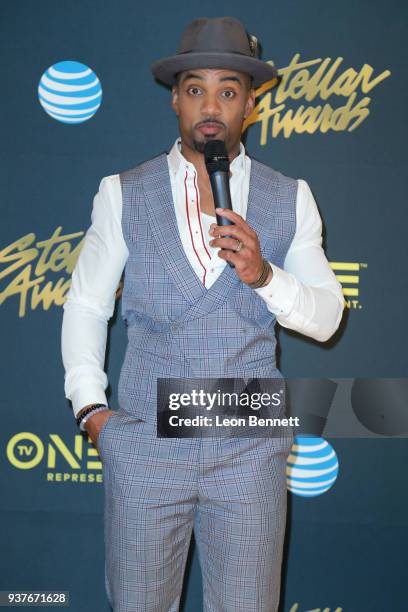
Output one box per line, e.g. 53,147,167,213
98,409,294,611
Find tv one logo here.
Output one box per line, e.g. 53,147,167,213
6,432,103,483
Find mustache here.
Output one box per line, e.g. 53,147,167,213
196,119,225,128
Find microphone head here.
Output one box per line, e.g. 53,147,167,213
204,140,230,174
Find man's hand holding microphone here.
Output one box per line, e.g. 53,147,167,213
204,140,273,289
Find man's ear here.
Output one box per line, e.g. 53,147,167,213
171,85,179,116
243,89,255,119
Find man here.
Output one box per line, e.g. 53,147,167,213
61,16,344,612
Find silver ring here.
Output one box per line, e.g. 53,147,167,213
234,239,244,252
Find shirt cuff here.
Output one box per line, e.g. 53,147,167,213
253,261,297,317
69,384,109,419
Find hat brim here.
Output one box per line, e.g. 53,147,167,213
150,52,278,89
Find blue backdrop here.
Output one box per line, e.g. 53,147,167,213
1,1,407,610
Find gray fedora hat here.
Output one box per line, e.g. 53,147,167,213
150,16,278,88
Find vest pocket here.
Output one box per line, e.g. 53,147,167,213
243,354,278,370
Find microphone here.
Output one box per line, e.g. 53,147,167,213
204,139,236,268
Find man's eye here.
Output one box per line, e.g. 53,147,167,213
187,87,201,95
222,90,236,98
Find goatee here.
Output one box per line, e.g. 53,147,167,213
193,137,228,155
192,139,206,154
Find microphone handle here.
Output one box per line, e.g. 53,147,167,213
208,170,235,268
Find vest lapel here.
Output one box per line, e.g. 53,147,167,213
142,152,274,326
142,152,207,304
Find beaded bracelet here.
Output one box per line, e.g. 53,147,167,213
76,403,107,431
80,406,109,432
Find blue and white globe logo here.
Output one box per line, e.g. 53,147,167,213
286,435,339,497
38,60,102,124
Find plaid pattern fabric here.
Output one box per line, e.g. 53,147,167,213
98,152,297,611
118,152,297,425
99,409,293,611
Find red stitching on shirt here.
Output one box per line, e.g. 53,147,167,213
193,170,212,261
184,170,207,285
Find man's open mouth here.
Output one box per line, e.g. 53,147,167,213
197,123,224,136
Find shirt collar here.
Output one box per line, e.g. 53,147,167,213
167,136,247,178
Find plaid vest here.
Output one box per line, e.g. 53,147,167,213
118,151,297,423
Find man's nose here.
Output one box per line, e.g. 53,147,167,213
200,93,222,117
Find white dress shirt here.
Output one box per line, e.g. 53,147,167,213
61,137,345,417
